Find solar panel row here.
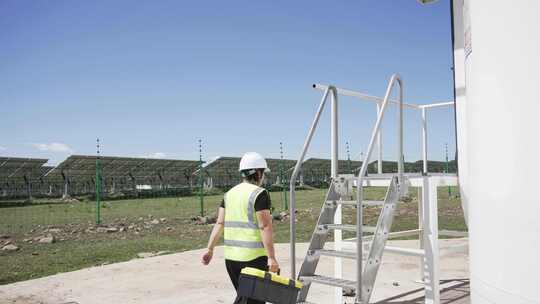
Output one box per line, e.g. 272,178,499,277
0,155,201,199
0,157,49,181
200,156,297,188
0,157,51,199
0,154,457,200
43,155,201,197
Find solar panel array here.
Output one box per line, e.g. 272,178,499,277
45,155,200,196
0,157,49,199
199,157,240,188
293,158,363,186
201,156,297,188
297,159,457,183
362,160,457,174
1,153,457,200
0,157,48,181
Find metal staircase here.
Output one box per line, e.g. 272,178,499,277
297,175,403,303
289,74,406,304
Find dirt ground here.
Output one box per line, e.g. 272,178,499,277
1,187,467,286
0,239,469,304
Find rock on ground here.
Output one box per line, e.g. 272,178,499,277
39,235,55,244
191,216,217,225
2,244,19,251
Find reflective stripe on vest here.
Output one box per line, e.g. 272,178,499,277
224,239,265,248
223,182,267,261
225,221,258,229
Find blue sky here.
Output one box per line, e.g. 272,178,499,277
0,0,455,165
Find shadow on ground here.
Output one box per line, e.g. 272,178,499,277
374,279,470,304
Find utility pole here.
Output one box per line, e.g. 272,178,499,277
280,142,288,210
198,139,205,217
346,141,352,174
95,138,101,225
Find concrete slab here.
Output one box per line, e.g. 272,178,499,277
0,239,469,304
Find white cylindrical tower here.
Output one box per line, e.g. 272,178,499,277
452,0,470,226
455,0,540,303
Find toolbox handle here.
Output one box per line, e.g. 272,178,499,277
263,272,272,300
288,278,296,288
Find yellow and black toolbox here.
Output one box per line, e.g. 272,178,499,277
238,267,302,304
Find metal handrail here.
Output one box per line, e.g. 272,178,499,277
288,87,332,279
355,73,403,300
288,74,404,299
314,83,416,109
420,101,454,109
314,83,454,175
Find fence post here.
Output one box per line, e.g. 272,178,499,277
96,138,101,225
198,139,205,217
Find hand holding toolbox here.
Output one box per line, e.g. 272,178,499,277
238,267,303,304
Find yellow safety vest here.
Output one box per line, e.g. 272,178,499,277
224,182,267,261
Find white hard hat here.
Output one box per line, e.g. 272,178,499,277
239,152,270,173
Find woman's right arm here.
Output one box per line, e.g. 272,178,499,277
201,207,225,265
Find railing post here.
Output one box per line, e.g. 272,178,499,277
331,87,339,180
289,88,331,280
423,176,440,303
418,184,425,282
397,77,404,186
422,107,428,174
355,73,403,303
330,87,343,304
377,103,383,174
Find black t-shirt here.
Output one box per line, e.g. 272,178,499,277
219,190,271,211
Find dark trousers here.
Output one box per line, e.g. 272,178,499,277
225,256,268,304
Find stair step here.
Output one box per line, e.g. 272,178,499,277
318,224,377,233
363,200,385,206
340,174,397,181
330,200,384,207
300,275,357,290
317,249,358,259
439,229,468,237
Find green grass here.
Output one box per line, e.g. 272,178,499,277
0,186,465,285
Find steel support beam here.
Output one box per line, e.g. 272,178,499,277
330,87,343,304
423,176,440,304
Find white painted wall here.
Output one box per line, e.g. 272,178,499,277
452,0,469,226
455,1,540,303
